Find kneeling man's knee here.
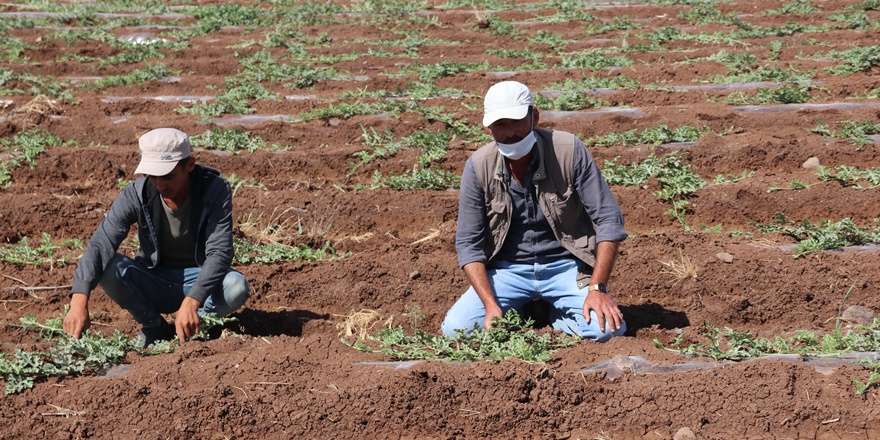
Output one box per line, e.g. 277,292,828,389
222,271,250,311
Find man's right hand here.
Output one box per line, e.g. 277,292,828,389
483,304,503,329
62,293,91,339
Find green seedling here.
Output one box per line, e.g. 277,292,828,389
767,178,818,192
712,170,754,184
190,128,285,154
352,126,405,172
536,1,596,23
178,80,278,121
586,16,640,35
847,0,880,10
733,22,826,40
534,92,607,111
2,310,238,394
752,213,880,257
363,167,461,191
678,3,742,26
603,152,706,228
586,124,719,147
560,51,633,70
0,37,28,62
189,3,267,35
655,319,880,395
399,81,470,100
529,30,566,49
233,238,348,264
828,10,872,30
817,165,880,189
236,50,336,89
547,76,640,91
722,84,812,104
84,63,177,89
0,129,76,186
761,0,819,15
401,60,492,81
0,233,84,266
438,0,513,8
350,0,429,15
475,15,522,38
347,309,578,363
0,69,77,103
824,45,880,75
299,101,386,121
487,48,545,70
812,119,880,149
854,359,880,395
226,174,267,196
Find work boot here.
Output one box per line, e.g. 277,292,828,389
137,320,175,348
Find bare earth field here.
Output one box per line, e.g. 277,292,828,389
2,0,880,438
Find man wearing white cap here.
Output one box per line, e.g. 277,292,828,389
441,81,627,341
63,128,249,347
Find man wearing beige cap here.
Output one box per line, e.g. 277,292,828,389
63,128,249,347
441,81,627,341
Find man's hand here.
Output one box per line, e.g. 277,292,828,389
462,262,504,331
483,304,503,330
174,297,202,342
583,291,623,334
63,293,91,339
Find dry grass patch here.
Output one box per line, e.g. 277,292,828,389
335,309,392,341
6,95,60,126
659,250,699,283
237,207,299,244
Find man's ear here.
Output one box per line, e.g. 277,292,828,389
531,107,540,127
184,156,196,172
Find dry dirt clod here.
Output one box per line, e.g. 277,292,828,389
673,427,696,440
841,305,874,326
802,157,821,168
715,252,734,263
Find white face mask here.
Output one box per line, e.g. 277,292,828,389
496,130,536,160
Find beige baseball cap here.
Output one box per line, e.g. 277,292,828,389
482,81,534,127
134,128,193,176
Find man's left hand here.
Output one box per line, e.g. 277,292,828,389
583,291,623,334
175,297,202,342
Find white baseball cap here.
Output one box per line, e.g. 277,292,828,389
134,128,193,176
482,81,534,127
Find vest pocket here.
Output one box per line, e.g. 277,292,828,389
546,189,580,229
487,200,507,230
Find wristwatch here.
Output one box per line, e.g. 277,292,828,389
588,283,607,294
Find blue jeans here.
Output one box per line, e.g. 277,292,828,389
99,253,249,329
441,258,626,341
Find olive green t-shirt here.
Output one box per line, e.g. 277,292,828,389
159,197,197,268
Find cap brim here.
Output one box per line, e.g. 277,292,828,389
483,104,530,127
134,159,178,176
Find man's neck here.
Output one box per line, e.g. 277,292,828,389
506,150,534,186
163,193,190,211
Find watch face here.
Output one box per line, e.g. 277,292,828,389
597,283,607,293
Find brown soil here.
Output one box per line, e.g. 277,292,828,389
2,1,880,438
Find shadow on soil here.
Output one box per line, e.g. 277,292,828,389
523,300,688,335
620,302,690,334
234,308,330,337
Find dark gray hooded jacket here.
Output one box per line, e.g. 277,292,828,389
70,164,234,304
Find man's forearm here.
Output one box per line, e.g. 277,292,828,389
589,240,620,284
462,262,499,311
